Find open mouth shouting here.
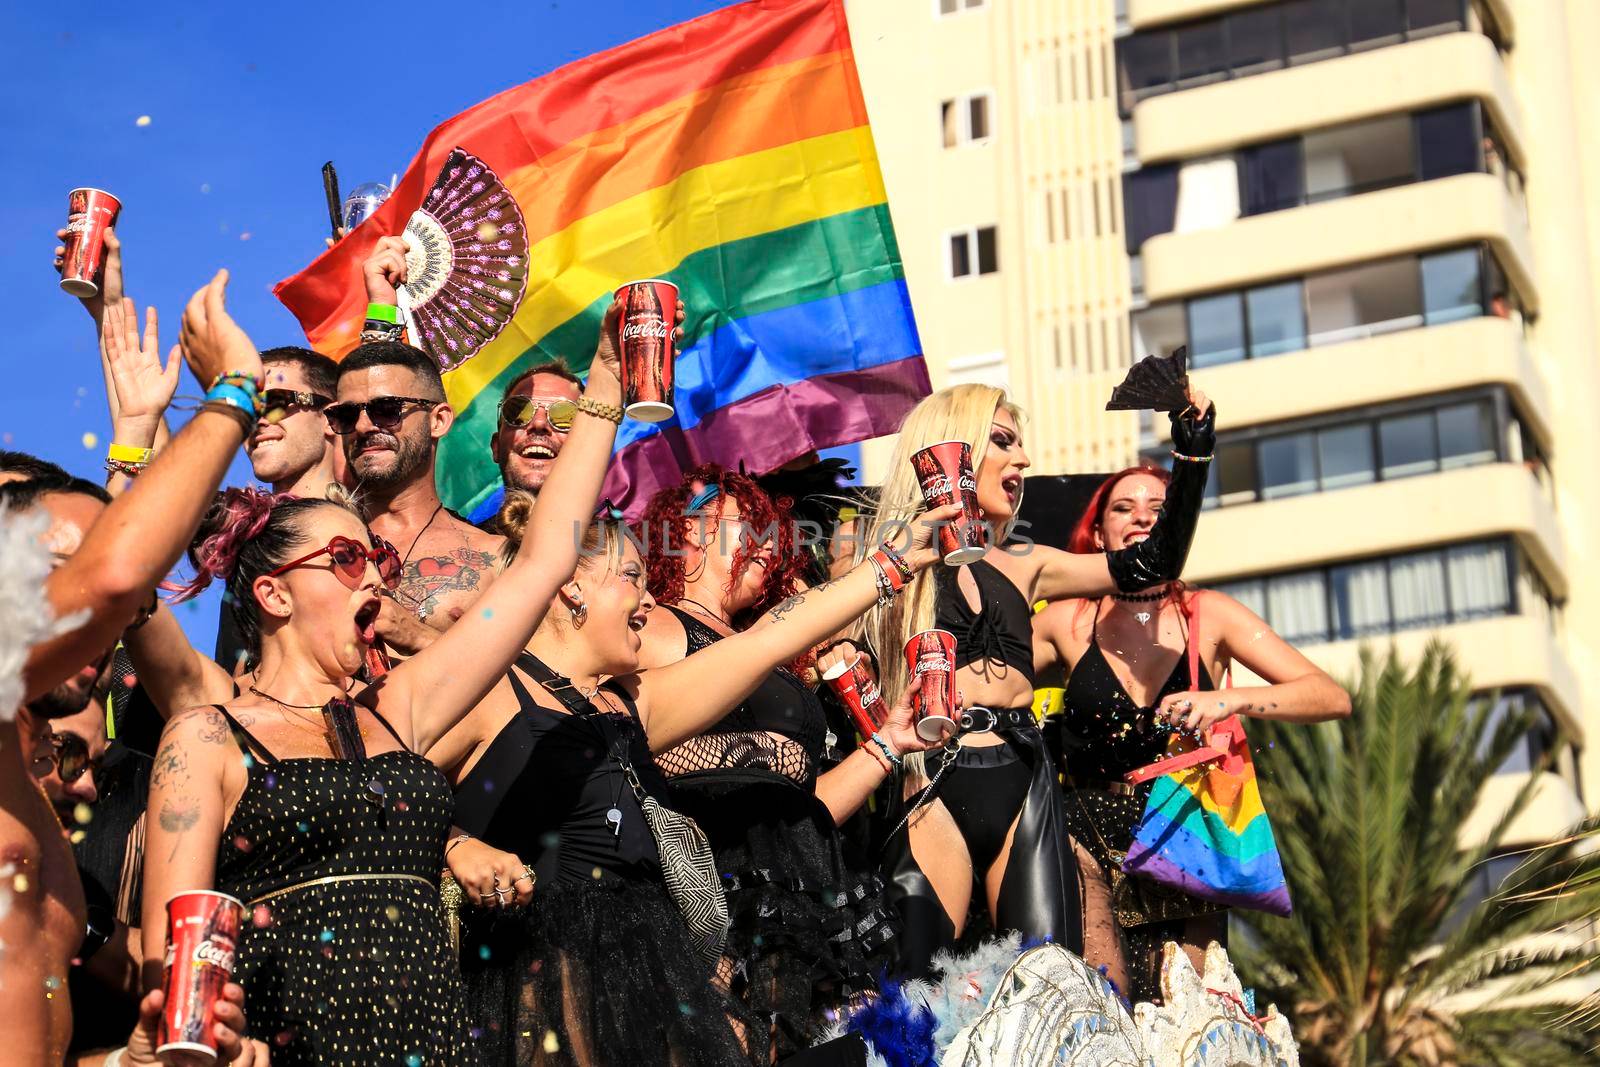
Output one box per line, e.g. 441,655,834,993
354,596,382,645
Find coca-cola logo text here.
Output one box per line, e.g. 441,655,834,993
958,472,977,494
921,475,953,499
913,656,950,677
192,939,236,971
621,318,669,341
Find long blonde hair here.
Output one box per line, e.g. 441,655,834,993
853,384,1024,704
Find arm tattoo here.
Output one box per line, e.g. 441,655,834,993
159,796,201,861
151,741,188,790
768,592,807,624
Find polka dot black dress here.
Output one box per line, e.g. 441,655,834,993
210,705,475,1066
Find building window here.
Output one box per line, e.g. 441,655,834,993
1304,113,1413,202
1130,244,1518,363
948,226,999,279
1213,537,1535,647
938,0,986,15
1239,140,1304,216
941,93,993,148
1116,0,1504,117
1244,281,1307,357
1165,389,1538,512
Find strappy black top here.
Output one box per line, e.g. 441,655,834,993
650,605,826,787
452,654,664,886
1058,612,1214,780
933,559,1037,686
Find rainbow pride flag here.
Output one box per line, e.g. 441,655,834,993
276,0,928,520
1123,720,1293,916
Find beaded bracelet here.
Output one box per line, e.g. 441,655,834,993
104,458,148,478
877,541,913,584
868,732,903,770
870,548,908,592
1170,449,1213,463
867,556,896,607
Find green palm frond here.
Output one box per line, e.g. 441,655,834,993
1234,641,1600,1066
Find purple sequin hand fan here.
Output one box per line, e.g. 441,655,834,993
396,148,528,371
1106,345,1190,412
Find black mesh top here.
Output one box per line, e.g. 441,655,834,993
933,559,1037,687
650,605,826,788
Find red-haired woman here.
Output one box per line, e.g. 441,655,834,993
633,464,943,1058
1033,465,1349,1001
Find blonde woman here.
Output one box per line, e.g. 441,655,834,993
823,383,1214,976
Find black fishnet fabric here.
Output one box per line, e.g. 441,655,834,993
651,608,825,786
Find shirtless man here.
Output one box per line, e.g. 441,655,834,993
329,341,505,653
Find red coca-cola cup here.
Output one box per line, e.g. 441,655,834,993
614,279,678,422
821,652,890,740
904,629,958,742
910,441,985,566
59,188,122,298
158,889,243,1066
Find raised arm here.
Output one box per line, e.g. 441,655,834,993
98,297,180,496
636,504,960,751
1155,590,1351,732
140,706,234,994
26,272,258,704
378,303,638,751
123,604,237,718
1031,398,1216,603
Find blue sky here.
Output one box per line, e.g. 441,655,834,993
0,0,730,644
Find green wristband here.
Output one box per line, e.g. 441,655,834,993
365,302,400,324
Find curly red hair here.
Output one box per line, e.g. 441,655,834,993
639,463,808,628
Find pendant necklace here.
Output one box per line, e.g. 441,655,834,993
1112,589,1165,627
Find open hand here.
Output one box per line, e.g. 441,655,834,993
123,982,270,1066
54,226,124,323
179,270,261,389
102,297,180,437
448,837,535,910
362,235,410,305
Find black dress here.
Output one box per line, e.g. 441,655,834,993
1057,613,1220,1001
211,706,474,1065
453,653,752,1067
654,606,896,1057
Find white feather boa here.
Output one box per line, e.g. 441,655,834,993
0,506,82,722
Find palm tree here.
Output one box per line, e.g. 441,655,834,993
1231,641,1600,1066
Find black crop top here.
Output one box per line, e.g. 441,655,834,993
1058,616,1214,781
452,655,664,887
933,559,1037,687
651,605,826,788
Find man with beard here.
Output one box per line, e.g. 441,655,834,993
331,340,506,651
484,360,583,523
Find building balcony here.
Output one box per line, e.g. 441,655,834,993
1141,173,1536,309
1132,32,1522,164
1185,462,1566,599
1189,317,1550,444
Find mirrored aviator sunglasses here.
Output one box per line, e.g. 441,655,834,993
499,395,577,433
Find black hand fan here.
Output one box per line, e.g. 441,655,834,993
396,148,529,371
1106,345,1190,413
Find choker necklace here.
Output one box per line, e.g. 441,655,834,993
1111,589,1166,626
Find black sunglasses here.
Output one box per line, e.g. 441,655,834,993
324,396,438,435
261,389,332,424
31,732,101,785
